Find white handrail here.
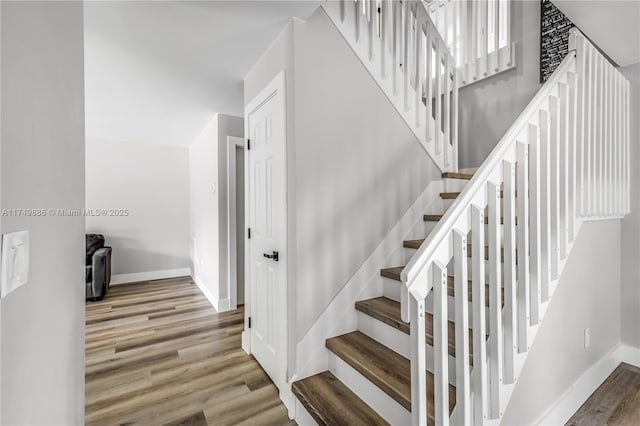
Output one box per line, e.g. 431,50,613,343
400,51,577,288
401,27,630,425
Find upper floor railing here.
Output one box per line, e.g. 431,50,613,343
425,0,516,86
324,0,459,172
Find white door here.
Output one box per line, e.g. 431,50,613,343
246,72,287,389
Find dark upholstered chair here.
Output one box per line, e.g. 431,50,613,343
86,234,112,301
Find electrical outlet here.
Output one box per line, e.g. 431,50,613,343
584,328,591,348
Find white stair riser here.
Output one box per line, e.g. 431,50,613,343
382,277,401,302
328,352,411,425
443,178,470,193
294,400,319,426
357,311,458,384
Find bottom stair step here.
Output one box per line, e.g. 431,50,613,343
326,331,455,421
292,371,388,425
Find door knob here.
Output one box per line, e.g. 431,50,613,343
263,251,279,262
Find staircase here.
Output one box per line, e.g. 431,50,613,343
291,1,631,425
292,171,474,425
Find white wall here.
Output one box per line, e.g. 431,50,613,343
0,1,85,423
85,138,190,280
216,114,244,302
292,8,440,341
190,116,220,301
244,9,440,376
503,220,622,424
458,0,541,168
189,113,243,309
620,61,640,349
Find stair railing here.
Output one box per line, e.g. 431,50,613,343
425,0,516,86
323,0,459,172
400,28,629,425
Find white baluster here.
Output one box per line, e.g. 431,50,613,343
615,69,620,214
597,55,604,216
567,71,577,241
415,19,423,128
625,78,630,214
461,0,468,83
505,0,511,66
558,83,569,259
480,0,488,76
444,54,451,167
487,181,502,418
403,0,410,111
452,54,459,171
380,0,388,78
493,0,499,71
576,36,587,217
368,0,375,61
590,48,598,215
516,141,531,350
425,23,433,143
433,260,450,426
454,230,470,425
470,0,478,80
528,123,542,325
355,0,361,43
435,40,442,154
604,61,610,215
502,160,516,382
410,289,428,425
549,95,560,280
471,205,487,425
539,109,552,302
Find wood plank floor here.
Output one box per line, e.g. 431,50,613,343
85,276,295,426
567,362,640,425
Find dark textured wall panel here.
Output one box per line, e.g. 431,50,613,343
540,0,575,82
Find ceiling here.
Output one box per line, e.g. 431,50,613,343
84,1,321,146
553,0,640,68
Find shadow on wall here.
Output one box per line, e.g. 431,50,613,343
97,235,190,275
458,0,542,168
295,119,434,338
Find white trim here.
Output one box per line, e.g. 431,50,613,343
620,343,640,367
191,274,220,312
110,268,191,285
295,180,443,380
227,136,245,312
294,400,317,426
535,343,640,425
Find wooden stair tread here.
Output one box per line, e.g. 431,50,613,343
325,331,456,417
292,371,389,426
424,214,506,225
380,266,405,280
380,266,505,303
401,241,512,262
439,191,516,199
440,191,461,199
355,297,473,361
442,171,474,180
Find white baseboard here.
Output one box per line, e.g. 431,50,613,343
110,268,191,285
294,180,443,380
191,274,220,312
535,343,640,425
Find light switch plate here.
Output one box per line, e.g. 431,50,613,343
1,230,30,298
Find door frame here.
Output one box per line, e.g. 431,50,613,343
241,71,288,397
226,136,245,312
